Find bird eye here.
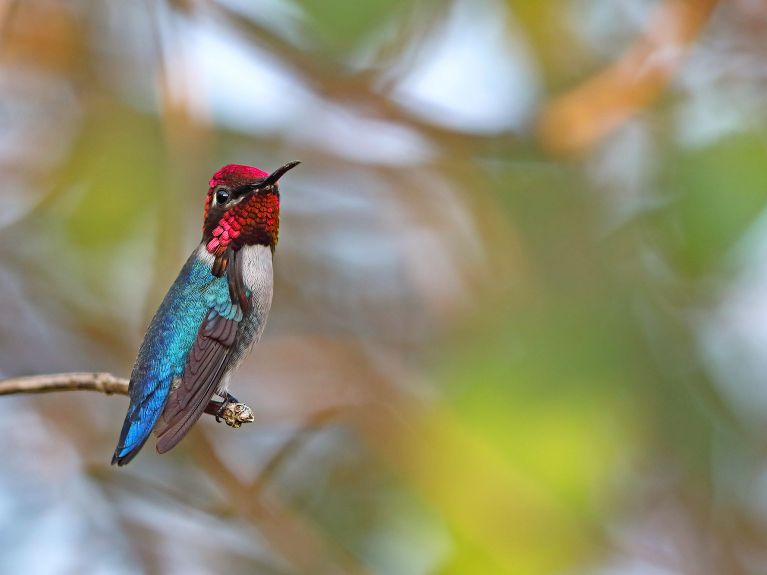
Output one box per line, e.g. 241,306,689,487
215,188,230,204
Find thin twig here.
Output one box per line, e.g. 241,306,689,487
0,372,129,396
0,372,254,427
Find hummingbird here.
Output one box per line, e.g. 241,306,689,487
112,161,300,466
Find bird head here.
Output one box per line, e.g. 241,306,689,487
202,161,300,258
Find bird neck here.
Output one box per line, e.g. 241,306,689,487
204,193,280,254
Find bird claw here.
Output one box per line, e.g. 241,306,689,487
206,397,255,428
218,401,255,428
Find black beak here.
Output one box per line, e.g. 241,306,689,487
261,161,300,188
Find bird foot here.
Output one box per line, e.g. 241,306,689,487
219,401,255,428
205,395,255,428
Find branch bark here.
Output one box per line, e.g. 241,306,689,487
0,372,128,396
0,372,254,427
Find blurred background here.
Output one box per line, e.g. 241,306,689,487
0,0,765,573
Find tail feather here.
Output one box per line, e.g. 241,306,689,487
112,434,151,466
112,377,172,466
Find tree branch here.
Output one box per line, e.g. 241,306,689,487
0,372,254,427
0,372,128,396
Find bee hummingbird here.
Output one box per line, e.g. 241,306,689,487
112,161,300,466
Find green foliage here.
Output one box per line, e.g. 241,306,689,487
58,107,164,248
295,0,411,57
655,134,767,276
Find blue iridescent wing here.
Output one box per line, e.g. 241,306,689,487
112,248,235,465
154,292,243,453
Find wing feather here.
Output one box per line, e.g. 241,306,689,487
154,310,239,453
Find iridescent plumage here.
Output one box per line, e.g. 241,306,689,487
112,162,298,465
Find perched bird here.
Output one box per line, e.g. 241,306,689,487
112,161,300,466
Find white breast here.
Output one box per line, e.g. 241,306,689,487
239,244,274,323
196,243,274,395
